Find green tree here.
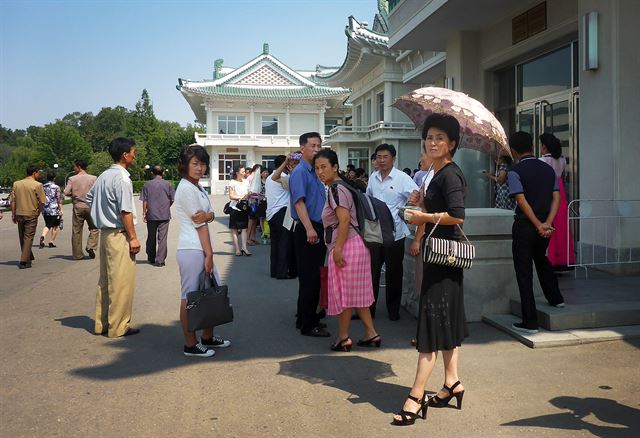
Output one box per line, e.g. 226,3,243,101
0,146,37,186
33,121,92,179
87,151,113,177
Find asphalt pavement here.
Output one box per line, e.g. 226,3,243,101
1,196,638,437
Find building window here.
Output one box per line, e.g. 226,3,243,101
377,92,384,122
365,99,372,125
218,154,246,180
261,155,278,171
325,118,339,135
347,148,370,173
218,115,246,134
261,116,279,135
356,105,362,126
517,45,572,103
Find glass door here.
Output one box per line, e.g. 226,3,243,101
516,90,579,202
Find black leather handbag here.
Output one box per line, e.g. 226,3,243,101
186,271,234,331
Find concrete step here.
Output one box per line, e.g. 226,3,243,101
509,298,640,331
483,314,640,348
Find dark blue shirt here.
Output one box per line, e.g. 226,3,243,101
289,159,326,223
508,156,558,220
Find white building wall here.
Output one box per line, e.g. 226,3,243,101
290,113,317,135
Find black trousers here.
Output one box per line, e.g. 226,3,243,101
293,221,326,332
370,237,406,318
268,207,297,278
145,220,170,264
512,219,564,328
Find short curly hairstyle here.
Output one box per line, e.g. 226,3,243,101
421,113,461,157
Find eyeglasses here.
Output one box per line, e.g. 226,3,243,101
376,155,392,161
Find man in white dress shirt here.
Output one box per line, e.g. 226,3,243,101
366,143,420,320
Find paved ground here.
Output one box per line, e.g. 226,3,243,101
1,196,639,437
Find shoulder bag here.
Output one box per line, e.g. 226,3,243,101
186,271,234,331
423,215,475,269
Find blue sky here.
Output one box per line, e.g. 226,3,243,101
0,0,378,129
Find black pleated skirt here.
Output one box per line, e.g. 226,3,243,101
416,262,466,353
229,208,248,230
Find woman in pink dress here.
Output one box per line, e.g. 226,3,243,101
539,133,575,269
314,149,380,352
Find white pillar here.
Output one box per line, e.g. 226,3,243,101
249,104,255,134
205,102,215,135
319,105,326,135
384,82,393,122
285,105,291,135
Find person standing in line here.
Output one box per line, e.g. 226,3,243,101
484,155,516,210
539,133,574,269
266,155,297,279
508,131,565,335
64,160,99,260
290,132,330,337
315,149,380,352
394,113,468,426
10,165,46,269
174,144,231,357
141,165,175,267
39,171,63,248
366,143,420,320
86,137,140,338
370,153,378,173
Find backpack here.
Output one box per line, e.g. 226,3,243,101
329,180,395,248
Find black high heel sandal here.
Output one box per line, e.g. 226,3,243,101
391,391,428,426
330,337,352,352
241,250,252,256
428,381,464,410
356,334,381,348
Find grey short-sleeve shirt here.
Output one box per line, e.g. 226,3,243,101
86,164,135,229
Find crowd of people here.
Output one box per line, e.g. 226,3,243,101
4,113,570,426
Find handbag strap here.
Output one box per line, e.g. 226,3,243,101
425,214,472,244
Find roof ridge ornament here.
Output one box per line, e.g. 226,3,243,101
263,43,269,55
214,59,224,79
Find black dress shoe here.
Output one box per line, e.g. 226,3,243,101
301,326,330,337
87,248,96,259
389,314,400,321
18,262,32,269
122,328,140,337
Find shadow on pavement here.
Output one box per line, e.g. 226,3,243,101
55,315,95,334
49,255,79,261
278,355,413,414
0,260,19,266
503,396,640,437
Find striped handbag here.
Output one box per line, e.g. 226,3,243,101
423,216,475,269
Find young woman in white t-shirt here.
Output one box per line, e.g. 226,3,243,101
175,144,231,357
228,165,251,256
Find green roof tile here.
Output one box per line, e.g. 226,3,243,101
180,85,349,100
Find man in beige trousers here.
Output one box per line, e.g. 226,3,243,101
86,137,141,338
64,159,99,260
10,165,46,269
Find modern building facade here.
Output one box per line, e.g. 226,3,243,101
388,0,640,270
319,5,422,173
178,44,349,194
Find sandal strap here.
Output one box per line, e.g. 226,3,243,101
443,380,461,395
407,393,424,404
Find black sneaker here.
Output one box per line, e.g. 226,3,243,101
201,335,231,348
184,343,215,357
87,248,96,259
511,322,539,334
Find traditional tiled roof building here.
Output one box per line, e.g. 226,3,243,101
319,1,422,173
178,44,350,193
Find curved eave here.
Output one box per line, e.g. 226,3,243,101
180,86,349,101
320,17,397,87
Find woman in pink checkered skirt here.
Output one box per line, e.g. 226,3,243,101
314,149,380,352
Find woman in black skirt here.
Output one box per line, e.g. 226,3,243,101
392,113,467,426
228,165,252,256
